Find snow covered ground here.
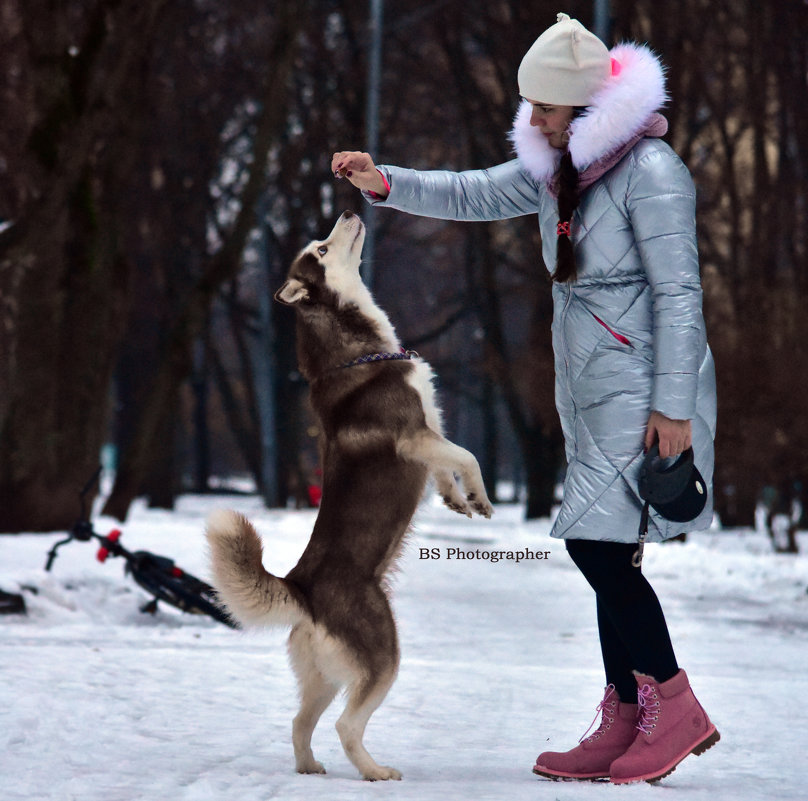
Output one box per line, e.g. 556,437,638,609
1,494,806,801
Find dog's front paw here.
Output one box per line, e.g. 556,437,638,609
442,494,472,518
467,492,493,519
363,765,402,781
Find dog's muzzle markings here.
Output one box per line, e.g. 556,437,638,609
206,211,493,782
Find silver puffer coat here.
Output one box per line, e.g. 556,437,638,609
364,43,716,543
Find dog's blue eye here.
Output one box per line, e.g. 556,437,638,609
317,246,328,256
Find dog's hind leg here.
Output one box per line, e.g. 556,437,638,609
336,668,401,781
332,588,402,781
292,670,339,774
288,625,339,774
399,430,493,518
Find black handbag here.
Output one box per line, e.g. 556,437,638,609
633,444,707,567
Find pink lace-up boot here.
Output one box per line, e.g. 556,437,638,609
610,669,720,784
533,685,639,780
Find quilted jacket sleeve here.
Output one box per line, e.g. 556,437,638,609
626,145,704,421
361,159,540,221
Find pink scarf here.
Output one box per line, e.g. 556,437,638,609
548,113,669,199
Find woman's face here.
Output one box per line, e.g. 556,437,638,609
526,100,575,149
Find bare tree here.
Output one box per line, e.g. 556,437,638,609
0,0,170,532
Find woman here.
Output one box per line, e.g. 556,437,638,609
332,12,719,784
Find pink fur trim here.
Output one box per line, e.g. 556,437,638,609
510,42,668,179
507,101,560,183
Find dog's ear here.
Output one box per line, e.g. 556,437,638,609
274,278,309,305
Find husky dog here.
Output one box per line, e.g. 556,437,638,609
206,211,492,781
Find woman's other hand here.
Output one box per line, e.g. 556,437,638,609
644,411,692,459
331,151,388,197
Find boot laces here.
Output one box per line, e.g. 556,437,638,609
637,682,660,735
578,684,617,743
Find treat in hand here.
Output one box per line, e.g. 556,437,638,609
331,151,388,197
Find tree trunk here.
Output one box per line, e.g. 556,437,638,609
206,336,262,487
144,402,179,510
0,211,131,531
0,0,169,532
523,429,562,521
191,338,212,495
480,374,499,504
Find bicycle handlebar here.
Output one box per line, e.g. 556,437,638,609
44,467,103,571
45,536,74,571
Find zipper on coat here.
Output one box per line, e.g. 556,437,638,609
591,313,633,347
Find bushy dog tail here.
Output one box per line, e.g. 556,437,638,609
205,509,309,629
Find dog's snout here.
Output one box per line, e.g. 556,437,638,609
340,209,364,226
338,209,363,230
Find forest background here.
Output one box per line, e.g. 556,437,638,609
1,0,806,532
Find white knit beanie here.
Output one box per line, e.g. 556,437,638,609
518,12,611,106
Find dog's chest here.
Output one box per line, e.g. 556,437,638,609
405,361,443,435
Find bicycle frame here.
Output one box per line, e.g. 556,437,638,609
45,467,237,628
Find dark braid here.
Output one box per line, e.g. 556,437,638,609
553,150,580,283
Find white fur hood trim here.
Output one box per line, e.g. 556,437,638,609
508,42,668,181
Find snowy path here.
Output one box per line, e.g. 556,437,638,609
1,495,806,800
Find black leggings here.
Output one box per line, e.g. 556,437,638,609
565,538,679,703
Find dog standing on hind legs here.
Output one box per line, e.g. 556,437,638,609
206,210,492,781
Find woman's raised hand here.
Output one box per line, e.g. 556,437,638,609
331,151,388,197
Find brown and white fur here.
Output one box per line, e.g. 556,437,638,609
205,211,492,781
